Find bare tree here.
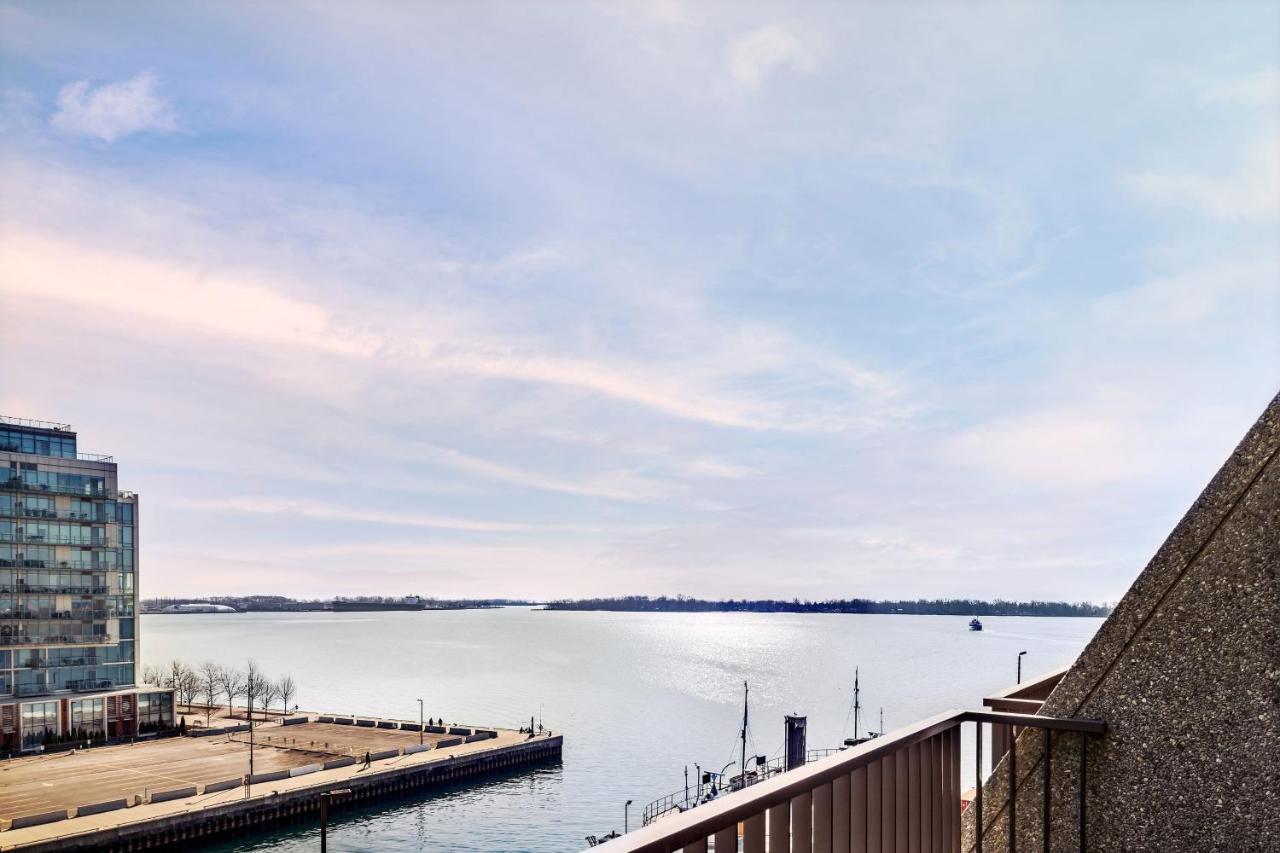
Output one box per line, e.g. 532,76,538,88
166,659,189,691
276,674,297,716
263,679,281,719
244,660,265,722
140,663,163,686
176,667,200,712
198,661,220,725
218,666,246,720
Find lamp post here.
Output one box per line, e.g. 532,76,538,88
319,788,351,853
417,698,423,745
1017,650,1028,684
625,799,633,834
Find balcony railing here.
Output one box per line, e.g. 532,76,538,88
603,709,1103,853
0,416,73,432
0,634,114,647
0,586,112,595
0,534,108,546
1,479,107,497
1,508,111,522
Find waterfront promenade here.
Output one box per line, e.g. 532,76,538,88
0,712,560,850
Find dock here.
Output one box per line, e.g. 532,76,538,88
0,713,561,851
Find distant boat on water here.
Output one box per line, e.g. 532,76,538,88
968,617,983,631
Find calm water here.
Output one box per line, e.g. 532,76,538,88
140,609,1102,852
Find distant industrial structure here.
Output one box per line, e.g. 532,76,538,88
157,603,237,614
0,416,174,752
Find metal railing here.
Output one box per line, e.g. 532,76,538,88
602,709,1103,853
0,634,115,647
0,508,111,522
0,416,73,431
0,534,108,546
983,667,1067,768
1,481,108,497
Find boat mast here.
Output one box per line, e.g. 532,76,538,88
740,681,749,776
853,668,861,741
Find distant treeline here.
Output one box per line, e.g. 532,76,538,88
142,595,534,612
542,595,1111,617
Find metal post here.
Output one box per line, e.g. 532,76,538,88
1017,651,1027,684
417,698,423,746
625,799,633,834
1008,727,1017,853
1042,728,1051,853
1078,735,1088,853
320,792,329,853
975,722,983,853
320,788,350,853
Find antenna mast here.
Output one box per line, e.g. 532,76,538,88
740,681,749,777
853,668,861,741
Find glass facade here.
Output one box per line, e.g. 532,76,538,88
0,429,75,459
70,697,106,735
0,419,141,747
137,691,173,731
20,700,59,747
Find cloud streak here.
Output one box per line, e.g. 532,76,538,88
51,71,176,142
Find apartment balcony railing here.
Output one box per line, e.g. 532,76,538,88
0,532,107,544
1,479,107,497
1,508,111,522
0,560,120,571
0,634,114,647
604,708,1103,853
0,416,73,432
0,586,112,595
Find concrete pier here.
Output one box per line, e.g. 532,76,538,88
0,715,561,851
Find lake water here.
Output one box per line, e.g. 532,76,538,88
140,608,1102,852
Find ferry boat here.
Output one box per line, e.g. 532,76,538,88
969,617,983,631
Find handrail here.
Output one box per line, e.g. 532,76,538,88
604,709,1103,853
0,416,72,432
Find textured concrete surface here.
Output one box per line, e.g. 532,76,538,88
964,390,1280,852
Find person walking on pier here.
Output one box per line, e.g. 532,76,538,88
362,750,371,770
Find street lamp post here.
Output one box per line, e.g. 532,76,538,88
417,698,423,745
1017,650,1028,684
319,788,351,853
625,799,633,834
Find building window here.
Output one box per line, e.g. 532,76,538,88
70,698,105,737
137,691,173,732
20,700,58,748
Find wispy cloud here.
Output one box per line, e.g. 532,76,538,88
1128,135,1280,223
726,24,817,91
174,496,607,533
51,71,176,142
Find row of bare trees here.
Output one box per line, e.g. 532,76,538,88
140,659,297,725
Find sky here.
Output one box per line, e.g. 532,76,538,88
0,1,1277,602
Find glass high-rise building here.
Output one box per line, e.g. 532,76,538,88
0,416,172,751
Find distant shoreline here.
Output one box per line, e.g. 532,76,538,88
141,595,1111,618
541,596,1111,617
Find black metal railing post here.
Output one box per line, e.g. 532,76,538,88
1008,727,1017,853
1042,728,1051,853
1078,733,1088,853
975,722,983,853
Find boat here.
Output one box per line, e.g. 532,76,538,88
969,617,983,631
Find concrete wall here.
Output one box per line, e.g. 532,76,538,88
76,799,128,817
149,786,197,804
964,391,1280,852
10,810,68,829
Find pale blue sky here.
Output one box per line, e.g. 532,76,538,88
1,1,1277,600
